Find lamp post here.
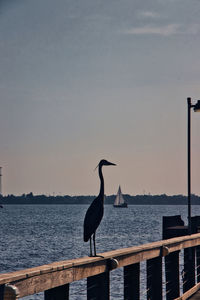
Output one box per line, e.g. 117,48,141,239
187,98,200,235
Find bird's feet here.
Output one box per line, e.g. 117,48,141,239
95,254,105,258
88,254,104,258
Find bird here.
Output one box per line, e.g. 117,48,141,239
83,159,116,257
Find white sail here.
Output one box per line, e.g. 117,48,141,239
114,186,126,206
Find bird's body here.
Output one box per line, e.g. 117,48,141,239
84,196,104,242
83,159,116,256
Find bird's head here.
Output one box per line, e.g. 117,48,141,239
100,159,116,167
94,159,116,170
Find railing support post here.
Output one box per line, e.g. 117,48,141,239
2,285,19,300
44,284,69,300
124,263,140,300
196,246,200,283
87,272,109,300
183,247,195,293
165,251,180,299
0,285,4,300
147,257,162,300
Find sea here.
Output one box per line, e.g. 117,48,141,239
0,204,199,299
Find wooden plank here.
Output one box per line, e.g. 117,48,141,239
12,261,107,298
87,272,109,300
0,261,74,285
183,247,196,293
44,284,69,300
165,251,180,300
124,263,140,300
12,268,74,298
174,282,200,300
147,257,162,300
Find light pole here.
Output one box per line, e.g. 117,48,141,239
0,167,2,196
187,98,200,235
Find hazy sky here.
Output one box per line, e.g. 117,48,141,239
0,0,200,196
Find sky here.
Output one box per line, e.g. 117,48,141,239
0,0,200,196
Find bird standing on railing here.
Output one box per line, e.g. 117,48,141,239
83,159,116,256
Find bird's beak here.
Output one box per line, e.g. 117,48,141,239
108,162,116,166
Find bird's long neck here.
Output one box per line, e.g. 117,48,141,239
98,164,104,199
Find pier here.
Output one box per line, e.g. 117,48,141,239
1,233,200,299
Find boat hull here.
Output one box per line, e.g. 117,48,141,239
113,203,128,208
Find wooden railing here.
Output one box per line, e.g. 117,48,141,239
1,233,200,300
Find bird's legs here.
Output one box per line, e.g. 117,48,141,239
88,235,96,257
93,232,97,256
88,233,104,258
89,237,93,257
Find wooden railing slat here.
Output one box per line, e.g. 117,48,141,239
165,251,180,299
87,272,110,300
196,246,200,283
124,263,140,300
147,257,162,300
44,284,69,300
183,247,196,293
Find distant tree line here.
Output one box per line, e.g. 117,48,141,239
0,193,200,205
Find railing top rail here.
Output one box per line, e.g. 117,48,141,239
1,233,200,285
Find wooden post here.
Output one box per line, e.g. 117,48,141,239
0,285,4,300
44,284,69,300
147,257,162,300
165,251,180,299
183,247,196,293
124,263,140,300
162,215,185,239
162,216,186,300
196,246,200,283
3,285,19,300
87,272,109,300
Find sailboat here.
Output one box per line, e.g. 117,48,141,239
113,186,128,208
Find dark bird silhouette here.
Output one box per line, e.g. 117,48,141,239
83,159,116,257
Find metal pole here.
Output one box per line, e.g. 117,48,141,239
187,98,191,235
0,167,2,196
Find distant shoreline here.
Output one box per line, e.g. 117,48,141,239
1,203,200,205
1,193,200,205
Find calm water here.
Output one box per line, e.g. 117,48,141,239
1,204,199,299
